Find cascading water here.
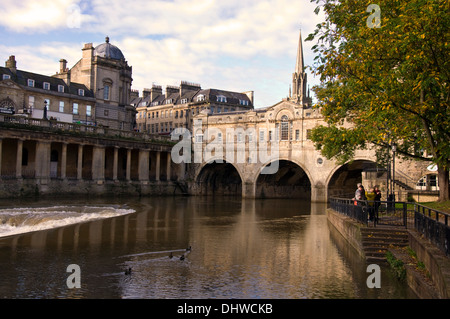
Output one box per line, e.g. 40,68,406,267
0,205,135,237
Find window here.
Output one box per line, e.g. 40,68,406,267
175,111,178,118
239,99,249,106
181,98,188,104
217,132,222,143
195,130,203,143
58,85,65,93
29,96,35,109
197,95,205,102
27,79,35,87
295,129,300,141
166,99,172,104
2,74,11,80
217,95,227,103
59,101,64,113
103,85,110,100
86,105,92,117
43,82,50,90
306,129,312,140
78,89,85,96
73,103,79,114
281,115,289,141
259,130,265,143
180,110,183,118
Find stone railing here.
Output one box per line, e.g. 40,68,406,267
0,114,172,144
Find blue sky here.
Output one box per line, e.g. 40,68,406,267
0,0,325,108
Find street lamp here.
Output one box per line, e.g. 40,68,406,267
391,143,397,203
43,100,48,120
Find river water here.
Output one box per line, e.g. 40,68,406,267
0,196,417,299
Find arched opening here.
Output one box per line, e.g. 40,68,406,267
256,160,311,199
50,149,59,178
196,162,242,196
328,160,381,198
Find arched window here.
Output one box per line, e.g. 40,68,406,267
281,115,289,141
0,97,16,114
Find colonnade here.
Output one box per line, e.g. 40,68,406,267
0,137,183,184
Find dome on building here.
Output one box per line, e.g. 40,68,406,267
94,36,125,60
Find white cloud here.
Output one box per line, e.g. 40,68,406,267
0,0,325,107
0,0,92,32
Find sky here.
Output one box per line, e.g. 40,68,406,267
0,0,325,108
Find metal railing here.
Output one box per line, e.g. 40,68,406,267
414,203,450,256
330,197,450,256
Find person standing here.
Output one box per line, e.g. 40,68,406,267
374,185,382,220
366,187,376,222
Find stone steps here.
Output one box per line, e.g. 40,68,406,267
360,227,409,263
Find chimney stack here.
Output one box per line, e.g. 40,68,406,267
59,59,68,73
5,55,17,73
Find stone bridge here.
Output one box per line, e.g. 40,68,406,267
184,100,433,202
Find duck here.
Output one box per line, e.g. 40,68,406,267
180,255,185,261
124,267,132,275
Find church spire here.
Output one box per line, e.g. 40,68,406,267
292,30,307,105
295,30,304,75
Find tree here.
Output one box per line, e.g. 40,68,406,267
306,0,450,201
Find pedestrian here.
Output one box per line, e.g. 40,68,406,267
366,187,376,222
354,183,366,202
374,185,382,220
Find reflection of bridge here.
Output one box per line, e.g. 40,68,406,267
186,100,430,203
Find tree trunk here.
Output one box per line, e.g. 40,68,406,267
438,166,449,202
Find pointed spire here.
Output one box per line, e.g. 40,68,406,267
295,30,304,76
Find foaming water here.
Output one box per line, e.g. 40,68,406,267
0,205,135,237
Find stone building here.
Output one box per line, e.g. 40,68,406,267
0,37,136,131
134,81,254,134
186,31,434,201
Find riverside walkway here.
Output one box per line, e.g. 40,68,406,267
328,197,450,299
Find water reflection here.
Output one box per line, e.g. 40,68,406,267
0,196,416,299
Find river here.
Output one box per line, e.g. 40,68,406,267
0,196,417,299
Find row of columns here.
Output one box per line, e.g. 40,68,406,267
0,138,182,183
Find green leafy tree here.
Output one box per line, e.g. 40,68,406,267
306,0,449,201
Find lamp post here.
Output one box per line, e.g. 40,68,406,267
43,100,48,120
392,143,397,202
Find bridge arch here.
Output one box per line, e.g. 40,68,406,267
254,159,312,199
326,158,381,198
195,159,243,196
